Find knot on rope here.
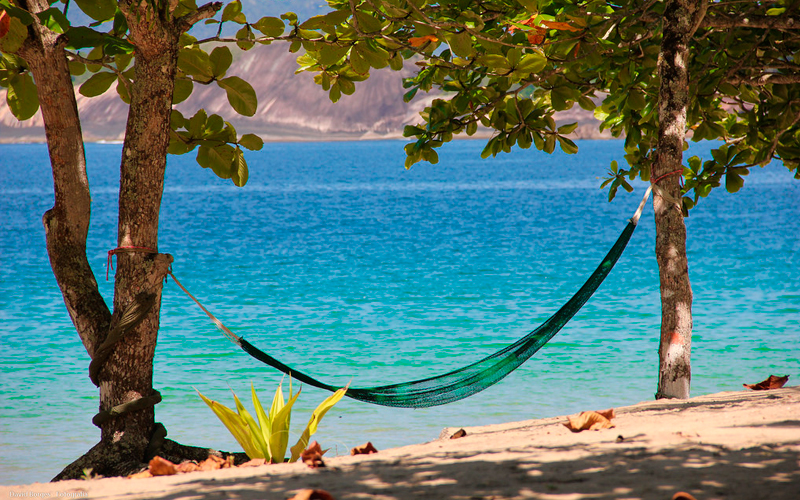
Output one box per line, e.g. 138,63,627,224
92,390,162,427
107,246,158,280
651,168,684,186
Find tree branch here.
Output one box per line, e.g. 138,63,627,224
176,1,223,33
727,73,800,85
701,13,800,30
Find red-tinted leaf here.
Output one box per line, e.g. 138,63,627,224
743,375,789,390
351,441,379,454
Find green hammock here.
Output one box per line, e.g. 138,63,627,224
172,189,651,409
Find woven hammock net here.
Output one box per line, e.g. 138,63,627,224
230,221,636,408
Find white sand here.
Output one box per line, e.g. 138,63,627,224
3,386,798,500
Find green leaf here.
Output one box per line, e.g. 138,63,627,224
0,15,27,53
350,48,369,75
197,144,236,179
236,25,255,50
288,386,347,463
6,73,39,121
253,16,285,37
338,77,355,95
725,170,744,193
37,8,69,34
317,43,349,66
231,147,249,187
251,383,272,461
355,11,382,33
551,86,573,111
209,46,233,78
197,389,262,458
557,122,578,135
173,78,194,105
447,31,475,58
355,41,389,69
79,71,117,98
230,388,267,458
74,0,116,22
627,90,646,111
269,388,301,463
239,133,264,151
218,76,258,116
558,136,578,154
221,0,243,22
516,53,546,74
178,48,214,82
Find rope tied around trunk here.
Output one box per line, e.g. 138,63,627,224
91,246,168,459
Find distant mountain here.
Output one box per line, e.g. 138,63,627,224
0,43,609,143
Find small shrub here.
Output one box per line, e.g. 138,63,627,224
197,380,347,463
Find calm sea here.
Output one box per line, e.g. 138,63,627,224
1,140,797,485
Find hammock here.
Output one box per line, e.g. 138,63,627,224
171,188,652,408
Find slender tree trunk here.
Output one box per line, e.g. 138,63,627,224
653,0,701,399
18,0,111,359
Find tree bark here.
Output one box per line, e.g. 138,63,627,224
18,0,111,359
653,0,699,399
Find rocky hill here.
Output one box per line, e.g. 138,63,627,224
0,43,608,143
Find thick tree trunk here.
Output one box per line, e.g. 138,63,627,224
14,0,225,481
93,1,181,467
653,0,700,399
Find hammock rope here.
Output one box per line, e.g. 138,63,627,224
168,186,655,408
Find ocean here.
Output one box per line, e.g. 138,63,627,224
1,139,797,485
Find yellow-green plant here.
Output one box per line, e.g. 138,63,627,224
197,380,347,463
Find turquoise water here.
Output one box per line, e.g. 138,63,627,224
1,140,797,485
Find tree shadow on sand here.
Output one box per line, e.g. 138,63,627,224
132,441,799,500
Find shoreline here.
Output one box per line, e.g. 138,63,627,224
2,386,798,499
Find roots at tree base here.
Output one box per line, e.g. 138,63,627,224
52,438,248,481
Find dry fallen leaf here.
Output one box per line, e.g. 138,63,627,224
450,429,467,439
197,454,233,471
148,456,178,476
175,461,200,473
351,442,378,455
287,489,336,500
564,409,616,432
239,458,268,467
301,441,327,468
127,469,153,479
743,374,789,391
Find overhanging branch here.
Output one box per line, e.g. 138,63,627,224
701,13,800,30
728,73,800,85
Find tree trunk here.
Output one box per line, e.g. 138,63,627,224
652,0,700,399
16,0,224,480
18,0,111,359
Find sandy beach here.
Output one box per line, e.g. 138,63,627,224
2,385,798,499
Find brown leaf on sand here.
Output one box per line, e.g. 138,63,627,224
239,458,268,467
287,489,336,500
197,454,233,471
673,492,699,500
743,374,789,391
301,441,327,468
450,429,467,439
128,469,153,479
351,442,378,455
175,461,200,473
148,456,178,476
564,409,616,432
